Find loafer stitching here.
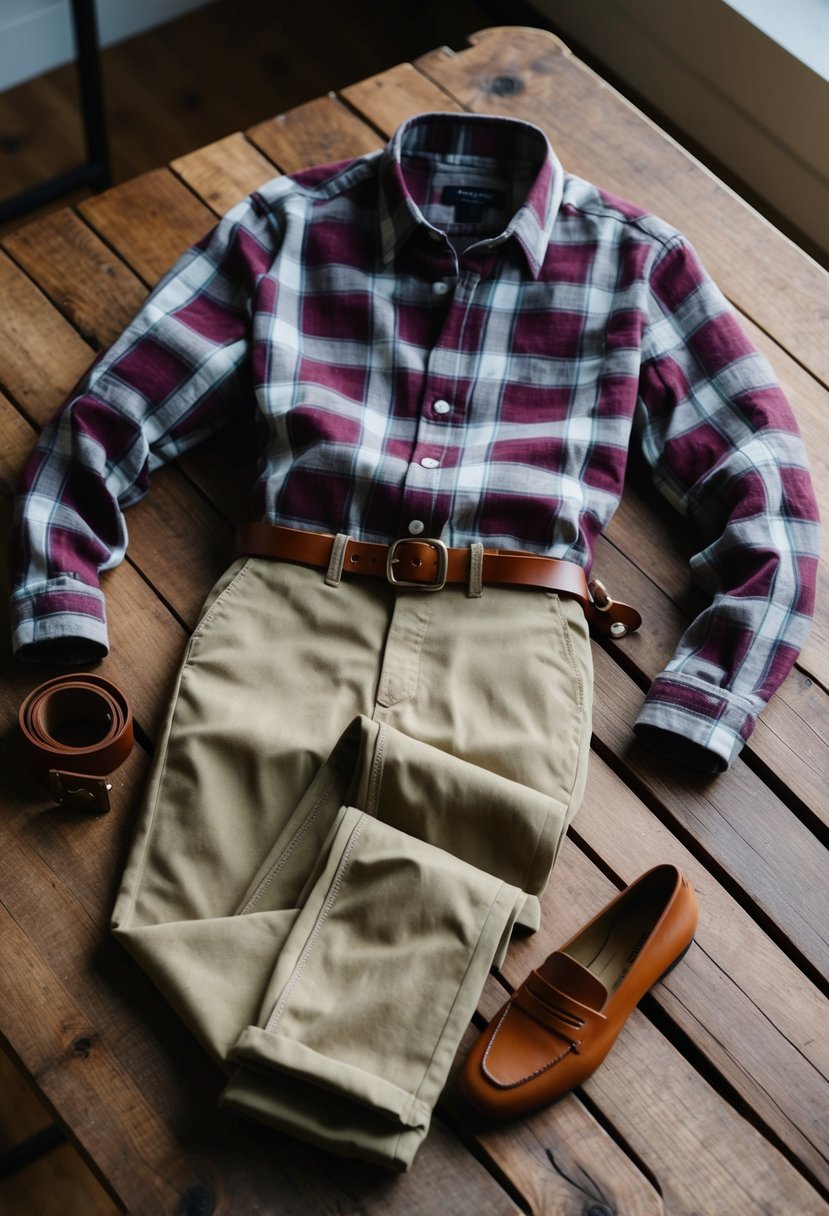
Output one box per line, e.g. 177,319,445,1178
480,1000,581,1089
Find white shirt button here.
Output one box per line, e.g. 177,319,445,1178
433,400,451,415
408,519,425,535
420,457,439,469
431,281,450,297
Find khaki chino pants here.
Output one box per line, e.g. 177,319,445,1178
112,555,593,1169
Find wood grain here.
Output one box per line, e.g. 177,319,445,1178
0,251,93,420
341,63,464,130
247,94,383,173
1,210,148,349
78,169,215,286
171,133,280,216
444,1026,665,1215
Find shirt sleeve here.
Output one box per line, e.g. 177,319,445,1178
9,191,278,663
631,234,820,771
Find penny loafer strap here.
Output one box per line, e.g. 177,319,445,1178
514,974,606,1048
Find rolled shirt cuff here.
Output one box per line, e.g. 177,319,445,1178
10,577,109,663
634,670,761,771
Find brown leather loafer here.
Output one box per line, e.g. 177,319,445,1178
459,864,697,1118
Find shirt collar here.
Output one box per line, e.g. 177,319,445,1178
378,111,563,279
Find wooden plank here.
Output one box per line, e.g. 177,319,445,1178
477,842,827,1214
341,62,464,130
585,1004,826,1214
591,641,828,982
171,132,280,216
415,27,829,388
247,94,383,174
77,168,216,285
2,207,146,351
1,208,147,349
125,464,234,629
0,251,92,420
0,877,196,1214
443,1026,664,1214
0,389,35,495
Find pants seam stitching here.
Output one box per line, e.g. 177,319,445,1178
365,722,388,817
393,880,511,1157
264,814,365,1034
239,772,340,914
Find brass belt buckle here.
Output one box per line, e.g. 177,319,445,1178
47,770,112,813
386,538,449,590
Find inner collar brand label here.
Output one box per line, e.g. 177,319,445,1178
441,185,507,223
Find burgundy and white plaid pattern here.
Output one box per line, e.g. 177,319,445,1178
9,112,819,767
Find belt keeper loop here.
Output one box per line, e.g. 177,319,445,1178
467,543,484,598
325,533,351,587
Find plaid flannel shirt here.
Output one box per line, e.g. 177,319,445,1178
9,112,820,769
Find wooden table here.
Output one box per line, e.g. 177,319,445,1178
1,26,828,1214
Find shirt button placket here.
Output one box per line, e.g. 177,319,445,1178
398,265,466,538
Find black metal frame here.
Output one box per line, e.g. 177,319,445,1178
0,1124,65,1179
0,0,111,224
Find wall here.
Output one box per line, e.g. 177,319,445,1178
0,0,211,91
529,0,829,259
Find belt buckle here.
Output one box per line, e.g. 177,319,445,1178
386,537,448,591
48,769,112,813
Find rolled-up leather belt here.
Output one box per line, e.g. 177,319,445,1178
235,522,641,638
19,673,133,812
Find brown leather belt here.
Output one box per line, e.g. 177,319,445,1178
19,674,133,812
235,522,641,638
